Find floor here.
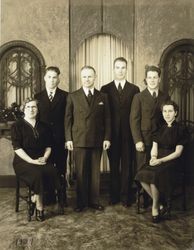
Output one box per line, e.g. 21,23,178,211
0,187,194,250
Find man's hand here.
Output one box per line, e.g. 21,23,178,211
135,141,145,152
66,141,74,151
103,140,111,150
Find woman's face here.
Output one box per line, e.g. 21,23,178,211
162,105,177,124
24,100,38,119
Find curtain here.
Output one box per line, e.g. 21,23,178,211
71,34,132,172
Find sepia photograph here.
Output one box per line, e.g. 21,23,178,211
0,0,194,249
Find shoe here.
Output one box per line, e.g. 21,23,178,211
74,207,84,213
109,200,120,205
152,214,160,223
159,206,168,217
122,201,132,208
29,201,36,216
152,215,160,223
89,204,104,211
36,209,44,222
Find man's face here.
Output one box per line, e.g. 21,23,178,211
44,70,59,90
146,71,160,91
81,68,96,89
114,60,127,81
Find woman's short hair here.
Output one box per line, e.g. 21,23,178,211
20,97,38,112
145,65,161,78
161,100,179,115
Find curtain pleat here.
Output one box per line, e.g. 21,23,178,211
71,34,132,172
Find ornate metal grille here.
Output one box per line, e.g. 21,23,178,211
0,41,45,108
161,41,194,122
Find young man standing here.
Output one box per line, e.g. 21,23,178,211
101,57,139,207
130,65,170,207
35,66,68,209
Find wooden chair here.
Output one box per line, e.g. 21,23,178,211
15,176,33,222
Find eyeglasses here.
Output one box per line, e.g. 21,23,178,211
25,106,37,110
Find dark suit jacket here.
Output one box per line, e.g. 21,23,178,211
65,88,111,147
35,88,68,144
101,81,139,141
130,88,169,146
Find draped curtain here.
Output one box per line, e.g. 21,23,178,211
71,34,132,171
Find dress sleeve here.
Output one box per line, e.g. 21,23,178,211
177,125,189,146
152,127,160,143
11,121,23,150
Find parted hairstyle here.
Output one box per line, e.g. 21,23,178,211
45,66,60,75
113,57,128,67
80,65,96,74
145,65,161,78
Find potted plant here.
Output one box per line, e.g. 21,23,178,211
0,103,23,126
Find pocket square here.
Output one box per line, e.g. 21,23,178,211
98,102,104,105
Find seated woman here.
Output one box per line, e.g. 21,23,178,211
11,97,63,221
135,100,188,223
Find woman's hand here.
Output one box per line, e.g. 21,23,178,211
30,159,46,165
38,157,47,164
149,157,162,166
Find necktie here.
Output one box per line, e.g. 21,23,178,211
87,90,92,105
118,83,122,94
152,91,156,99
49,91,53,102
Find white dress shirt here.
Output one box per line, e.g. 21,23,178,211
82,87,94,96
114,80,126,90
147,88,159,97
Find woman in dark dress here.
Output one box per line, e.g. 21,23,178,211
135,100,188,223
11,97,62,221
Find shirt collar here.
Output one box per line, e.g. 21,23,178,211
46,88,57,96
114,80,126,89
147,88,159,97
82,87,94,96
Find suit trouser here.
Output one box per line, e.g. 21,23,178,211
108,136,133,203
74,147,102,208
50,142,68,202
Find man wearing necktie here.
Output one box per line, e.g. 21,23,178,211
35,66,68,211
130,65,170,207
65,66,111,212
101,57,140,207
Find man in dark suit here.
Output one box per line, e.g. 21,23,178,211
101,57,140,207
35,66,68,208
130,65,169,207
65,66,111,212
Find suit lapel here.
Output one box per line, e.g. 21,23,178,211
51,88,61,110
110,81,120,104
85,89,100,118
41,90,50,105
144,88,159,118
78,88,91,112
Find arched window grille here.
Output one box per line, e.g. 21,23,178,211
0,40,45,108
159,39,194,123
